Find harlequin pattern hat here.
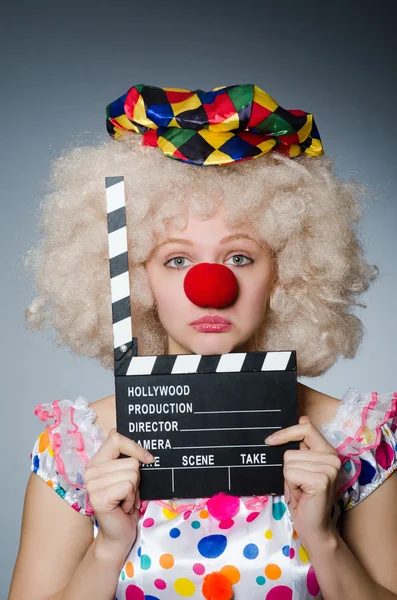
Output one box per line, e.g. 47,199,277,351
106,84,324,166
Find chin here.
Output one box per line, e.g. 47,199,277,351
189,335,241,356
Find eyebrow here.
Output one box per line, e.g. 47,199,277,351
157,234,261,249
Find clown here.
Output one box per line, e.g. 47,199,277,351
8,85,397,600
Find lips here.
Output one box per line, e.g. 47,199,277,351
189,315,232,325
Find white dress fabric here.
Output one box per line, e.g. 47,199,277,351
30,389,397,600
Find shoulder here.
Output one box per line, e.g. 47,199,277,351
90,393,116,440
297,382,341,429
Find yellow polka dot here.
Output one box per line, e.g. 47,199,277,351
220,565,240,584
265,564,282,580
299,545,309,563
199,509,209,519
264,529,273,539
125,561,134,578
162,507,178,520
174,577,196,596
159,553,175,569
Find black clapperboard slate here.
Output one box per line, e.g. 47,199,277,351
115,350,298,500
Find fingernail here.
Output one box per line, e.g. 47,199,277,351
265,433,278,444
145,451,155,461
284,487,290,503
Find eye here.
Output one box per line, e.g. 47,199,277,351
225,254,253,267
165,256,192,269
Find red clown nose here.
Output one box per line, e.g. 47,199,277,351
183,263,239,308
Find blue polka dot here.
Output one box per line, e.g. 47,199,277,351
145,596,160,600
198,534,227,558
32,455,39,473
191,520,201,529
282,545,290,557
358,459,376,486
121,571,125,580
170,528,181,538
243,543,259,559
272,501,287,520
137,546,142,557
256,576,266,585
140,554,151,570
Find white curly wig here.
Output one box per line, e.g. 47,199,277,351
25,135,377,377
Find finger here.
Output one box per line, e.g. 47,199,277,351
284,467,333,497
283,450,341,470
265,418,334,452
284,460,340,481
88,431,154,467
89,479,136,514
84,456,141,483
85,469,140,496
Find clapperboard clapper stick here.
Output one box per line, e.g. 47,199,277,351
105,176,298,500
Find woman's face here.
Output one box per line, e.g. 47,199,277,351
146,209,276,356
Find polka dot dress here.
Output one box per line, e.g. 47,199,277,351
30,389,397,599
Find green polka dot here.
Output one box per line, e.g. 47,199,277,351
272,501,287,520
140,554,152,570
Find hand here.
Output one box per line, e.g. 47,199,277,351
265,416,341,550
83,429,154,562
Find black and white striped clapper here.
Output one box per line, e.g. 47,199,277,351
105,176,298,501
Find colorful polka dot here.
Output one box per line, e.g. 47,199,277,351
358,459,376,485
174,577,196,596
121,571,125,580
193,563,205,575
154,579,166,590
143,518,154,528
198,534,227,558
202,572,232,600
207,493,240,520
32,455,40,473
266,585,292,600
299,546,309,563
289,548,295,559
265,564,282,580
199,509,209,519
282,545,290,557
243,543,259,559
375,440,394,470
162,506,178,520
307,565,320,596
159,553,174,569
219,519,234,529
140,554,151,570
191,520,201,529
145,596,160,600
125,584,144,600
264,529,273,539
220,565,240,584
126,561,134,578
272,501,287,520
246,511,260,523
170,528,181,538
183,510,192,520
256,576,266,585
292,529,298,539
137,546,142,557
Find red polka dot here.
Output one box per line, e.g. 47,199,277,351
143,518,154,528
193,563,205,575
126,584,145,600
183,510,192,520
375,440,394,470
246,512,260,523
266,585,293,600
289,548,295,559
307,566,320,596
154,579,167,590
219,519,234,529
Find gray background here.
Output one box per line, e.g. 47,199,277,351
1,1,396,595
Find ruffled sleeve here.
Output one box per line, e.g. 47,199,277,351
30,397,105,518
321,388,397,510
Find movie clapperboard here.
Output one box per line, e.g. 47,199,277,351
105,176,298,500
